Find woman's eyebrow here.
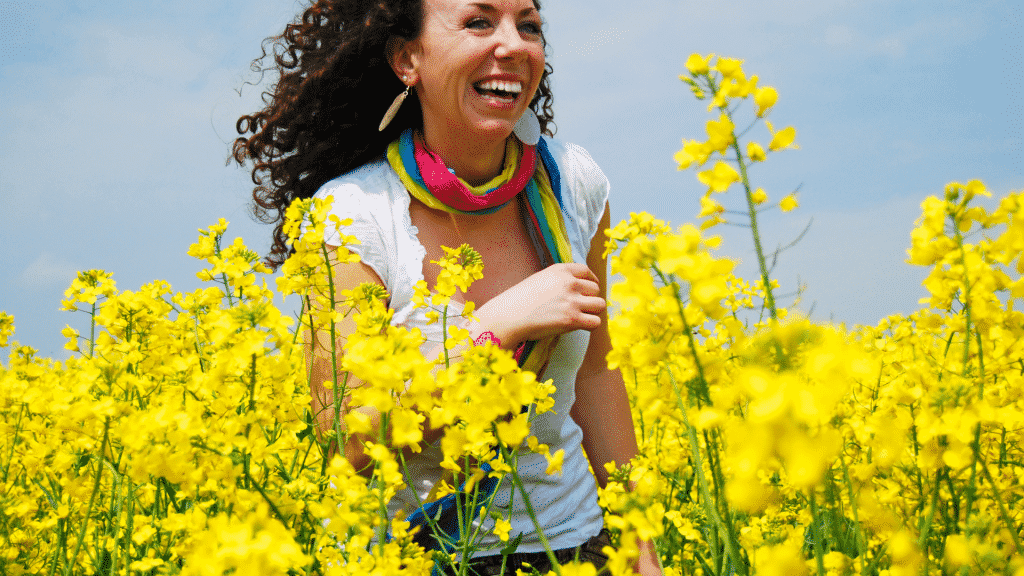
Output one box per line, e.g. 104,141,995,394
467,2,538,17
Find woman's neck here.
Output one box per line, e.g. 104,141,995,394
419,127,507,186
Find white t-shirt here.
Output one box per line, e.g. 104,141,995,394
314,138,610,554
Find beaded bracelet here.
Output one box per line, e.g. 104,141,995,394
473,331,527,363
473,331,500,346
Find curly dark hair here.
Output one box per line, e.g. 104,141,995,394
233,0,555,270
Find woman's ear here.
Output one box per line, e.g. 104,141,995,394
386,36,419,85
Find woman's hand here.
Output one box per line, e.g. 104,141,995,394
473,263,606,346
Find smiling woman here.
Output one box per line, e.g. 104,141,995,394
232,0,554,271
233,0,661,574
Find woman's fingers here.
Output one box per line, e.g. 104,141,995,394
570,276,602,298
578,294,607,315
572,299,605,331
562,262,600,283
551,263,601,298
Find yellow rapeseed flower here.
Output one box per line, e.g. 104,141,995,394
705,114,735,153
0,311,13,347
697,194,725,219
780,194,799,212
697,161,741,193
714,57,745,81
684,52,714,75
493,518,513,542
766,121,798,151
747,141,767,162
754,86,778,117
674,139,712,170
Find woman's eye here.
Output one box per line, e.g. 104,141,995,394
519,21,542,35
466,18,490,30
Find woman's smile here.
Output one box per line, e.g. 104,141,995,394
474,79,522,105
471,76,525,109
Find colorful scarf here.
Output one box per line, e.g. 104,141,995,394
386,129,573,561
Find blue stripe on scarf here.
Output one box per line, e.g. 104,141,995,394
537,137,562,209
523,179,563,266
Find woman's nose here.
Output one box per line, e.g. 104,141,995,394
493,20,528,60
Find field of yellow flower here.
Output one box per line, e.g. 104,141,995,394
2,54,1022,576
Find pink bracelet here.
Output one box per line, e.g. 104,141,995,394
473,331,500,346
474,331,527,363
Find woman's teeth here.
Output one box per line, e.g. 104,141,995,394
474,80,522,98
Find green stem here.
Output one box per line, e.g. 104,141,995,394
397,452,452,570
979,459,1023,552
243,354,257,490
2,404,25,484
119,478,135,576
727,117,778,320
443,303,451,368
654,265,710,406
654,258,744,574
506,453,561,576
374,414,391,550
100,458,122,573
248,474,288,524
46,517,67,576
672,372,746,576
318,243,348,455
837,454,867,573
974,330,986,401
952,226,973,379
89,302,97,357
453,454,469,575
916,468,942,565
64,419,110,576
661,262,745,568
807,491,827,576
951,222,986,529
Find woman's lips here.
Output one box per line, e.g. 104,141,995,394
472,79,523,105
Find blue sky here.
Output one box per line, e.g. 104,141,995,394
1,0,1020,357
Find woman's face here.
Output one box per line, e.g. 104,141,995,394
400,0,545,149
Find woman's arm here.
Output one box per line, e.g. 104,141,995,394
306,251,392,474
570,203,664,576
569,203,637,488
308,250,472,475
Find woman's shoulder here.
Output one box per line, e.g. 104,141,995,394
543,137,610,239
309,156,407,251
543,138,605,180
313,156,399,206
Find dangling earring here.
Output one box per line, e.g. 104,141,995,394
513,107,541,145
379,79,411,132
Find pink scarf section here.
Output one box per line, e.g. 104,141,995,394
413,135,537,212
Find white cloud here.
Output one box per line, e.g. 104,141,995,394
19,252,79,290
